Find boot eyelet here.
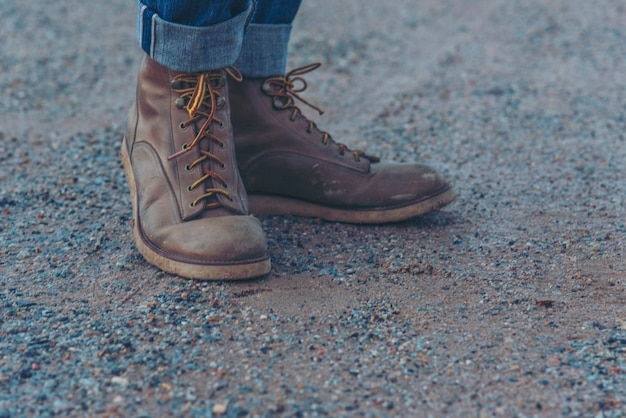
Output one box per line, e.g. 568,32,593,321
218,142,225,149
179,122,187,131
189,202,195,208
220,163,226,170
187,185,193,192
185,164,191,171
175,97,187,109
272,98,286,110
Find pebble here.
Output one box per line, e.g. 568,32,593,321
52,400,73,413
17,250,30,259
2,1,626,418
212,402,228,415
111,376,129,387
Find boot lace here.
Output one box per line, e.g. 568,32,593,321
167,68,243,209
262,63,380,163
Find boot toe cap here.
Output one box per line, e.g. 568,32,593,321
370,162,452,205
144,215,268,265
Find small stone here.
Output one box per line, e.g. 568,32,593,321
213,402,228,415
185,387,197,402
111,376,129,387
53,400,73,413
17,250,31,259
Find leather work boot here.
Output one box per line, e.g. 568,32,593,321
229,63,456,224
121,56,270,280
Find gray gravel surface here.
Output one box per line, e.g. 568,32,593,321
2,0,626,417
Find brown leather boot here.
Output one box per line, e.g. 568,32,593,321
121,56,270,280
229,63,455,224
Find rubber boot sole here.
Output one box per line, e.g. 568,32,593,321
120,137,271,280
247,186,456,224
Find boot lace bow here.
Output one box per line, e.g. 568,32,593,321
168,68,243,209
262,63,379,163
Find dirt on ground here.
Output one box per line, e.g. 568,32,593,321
1,0,625,417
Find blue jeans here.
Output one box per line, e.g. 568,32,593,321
138,0,302,75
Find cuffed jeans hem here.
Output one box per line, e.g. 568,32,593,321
234,23,293,77
137,1,254,73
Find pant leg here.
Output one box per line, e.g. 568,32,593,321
251,1,302,24
140,0,250,26
234,0,303,77
137,0,254,72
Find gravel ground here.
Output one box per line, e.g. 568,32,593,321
1,0,626,417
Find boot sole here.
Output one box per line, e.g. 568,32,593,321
247,186,456,224
120,137,271,280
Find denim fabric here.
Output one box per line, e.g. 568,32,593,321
234,23,294,77
137,0,254,72
137,0,302,74
252,1,302,24
140,0,301,26
237,1,302,77
140,0,249,26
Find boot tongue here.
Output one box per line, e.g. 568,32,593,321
180,141,246,220
170,71,248,220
